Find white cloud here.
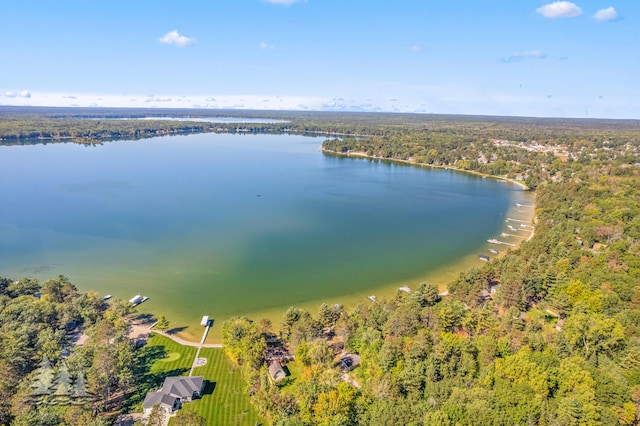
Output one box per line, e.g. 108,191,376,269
159,30,195,47
259,41,274,50
594,7,619,21
501,51,546,63
262,0,301,4
410,44,424,53
1,90,638,119
536,1,582,18
145,96,172,103
19,90,32,98
4,91,17,98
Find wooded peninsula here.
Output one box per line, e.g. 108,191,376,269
1,106,640,425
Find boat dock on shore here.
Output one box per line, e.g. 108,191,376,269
487,238,516,247
129,294,149,306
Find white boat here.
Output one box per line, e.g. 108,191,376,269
101,295,112,301
399,286,411,293
489,249,499,254
487,238,500,244
129,294,148,306
368,295,376,302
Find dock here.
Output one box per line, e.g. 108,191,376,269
129,294,149,306
506,217,530,223
189,317,212,376
487,238,516,247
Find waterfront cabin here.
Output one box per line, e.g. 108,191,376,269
339,354,361,372
268,360,287,382
480,289,492,301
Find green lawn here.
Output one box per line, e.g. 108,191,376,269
279,360,302,390
138,334,264,426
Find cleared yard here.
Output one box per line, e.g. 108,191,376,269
141,334,264,426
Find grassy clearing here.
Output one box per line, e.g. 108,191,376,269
137,334,264,426
178,348,263,425
279,360,302,390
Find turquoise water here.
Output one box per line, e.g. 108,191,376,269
0,133,533,339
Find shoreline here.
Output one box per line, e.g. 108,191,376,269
165,149,536,345
322,148,531,191
152,329,222,348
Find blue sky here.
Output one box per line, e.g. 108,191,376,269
1,0,638,118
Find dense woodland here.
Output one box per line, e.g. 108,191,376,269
2,107,640,425
0,275,141,425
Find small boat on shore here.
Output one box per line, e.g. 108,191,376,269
479,255,490,262
487,238,500,244
399,286,411,293
368,295,376,302
101,294,112,301
489,248,499,254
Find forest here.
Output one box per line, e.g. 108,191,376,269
0,275,139,425
2,106,640,425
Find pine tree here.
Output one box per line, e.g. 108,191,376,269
51,361,72,405
71,370,93,403
30,357,55,400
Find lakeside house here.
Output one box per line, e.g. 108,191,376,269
142,392,180,415
268,360,287,383
142,376,204,417
338,354,361,372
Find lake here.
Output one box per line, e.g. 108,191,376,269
0,133,534,341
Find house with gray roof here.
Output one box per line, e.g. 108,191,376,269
268,360,287,382
142,376,204,416
142,392,180,416
160,376,204,402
